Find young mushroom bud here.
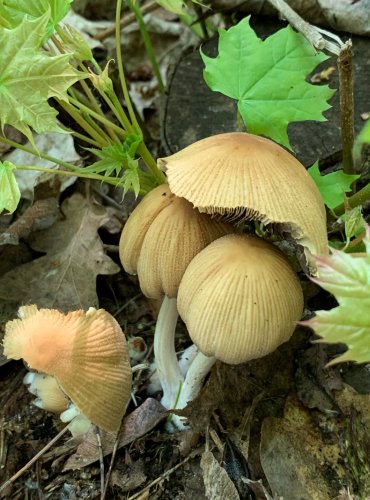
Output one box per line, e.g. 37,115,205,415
119,184,234,409
3,305,132,433
173,234,304,428
158,132,328,270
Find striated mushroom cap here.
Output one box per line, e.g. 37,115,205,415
3,305,132,432
158,133,328,263
119,184,234,298
119,184,174,274
177,234,304,364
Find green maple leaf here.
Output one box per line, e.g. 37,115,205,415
303,227,370,364
84,134,142,177
201,17,334,149
353,119,370,164
0,0,71,38
82,134,148,197
121,158,141,197
308,162,359,210
0,13,84,146
0,161,21,213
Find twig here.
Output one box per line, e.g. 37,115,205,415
337,40,355,175
0,425,70,494
127,448,202,500
94,1,158,42
96,427,105,499
101,434,120,500
267,0,342,55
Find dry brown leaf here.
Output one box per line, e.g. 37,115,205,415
200,450,239,500
260,397,346,500
63,398,166,470
0,198,60,246
110,459,146,492
0,193,119,311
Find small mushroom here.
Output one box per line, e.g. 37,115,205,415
23,372,69,414
158,132,328,268
174,234,304,428
119,184,233,408
3,305,132,433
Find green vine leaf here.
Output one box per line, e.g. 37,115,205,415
308,162,359,210
0,0,72,38
201,17,334,150
0,13,85,146
303,227,370,364
0,161,21,213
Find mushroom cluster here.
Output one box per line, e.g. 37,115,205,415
119,184,234,409
3,305,132,436
119,132,327,429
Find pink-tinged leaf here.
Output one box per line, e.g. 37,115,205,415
305,227,370,364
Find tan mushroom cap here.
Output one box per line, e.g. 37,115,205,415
24,373,69,414
177,234,304,364
3,306,132,432
158,133,328,261
119,184,234,298
119,184,174,274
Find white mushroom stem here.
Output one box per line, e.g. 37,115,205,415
170,351,216,430
178,344,199,376
154,296,184,409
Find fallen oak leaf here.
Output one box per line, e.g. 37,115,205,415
0,193,119,311
63,398,166,470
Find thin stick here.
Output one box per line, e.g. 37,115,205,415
95,1,158,42
95,427,105,499
337,40,355,175
127,448,201,500
267,0,341,54
0,425,70,493
101,434,120,500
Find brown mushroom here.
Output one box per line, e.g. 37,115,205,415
3,305,132,433
158,132,328,267
119,184,233,409
173,234,303,428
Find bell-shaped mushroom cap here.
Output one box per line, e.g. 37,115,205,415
23,372,69,414
158,133,328,261
119,184,174,274
138,194,234,298
177,234,304,364
3,306,132,432
119,184,233,299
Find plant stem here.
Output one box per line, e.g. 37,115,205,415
153,297,184,410
95,0,158,42
337,40,355,176
58,100,111,146
0,136,81,172
137,142,166,184
13,165,122,186
67,96,125,139
127,0,165,94
334,182,370,215
60,127,103,148
100,90,134,132
115,0,141,132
